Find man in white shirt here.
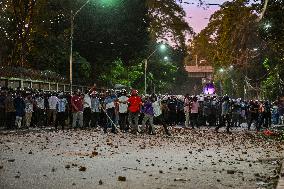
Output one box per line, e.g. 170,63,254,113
48,93,59,127
118,89,128,132
83,91,92,128
35,92,45,127
152,94,171,136
56,93,68,130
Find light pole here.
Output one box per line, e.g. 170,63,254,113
70,0,91,92
144,44,166,94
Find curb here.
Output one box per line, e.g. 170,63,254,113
277,160,284,189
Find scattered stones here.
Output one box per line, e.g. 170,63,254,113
91,151,99,156
159,170,163,174
0,165,3,169
99,180,103,185
65,165,70,169
79,166,86,171
8,159,15,162
118,176,126,181
28,151,32,154
227,170,235,174
174,178,186,181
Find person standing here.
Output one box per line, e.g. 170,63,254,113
190,96,200,129
4,91,15,130
103,90,117,134
71,91,84,128
128,89,142,135
248,100,259,131
24,93,34,128
152,94,171,136
0,90,6,128
215,96,231,133
35,92,45,127
83,91,92,128
263,101,272,128
118,89,129,132
48,93,59,127
90,92,101,128
14,92,25,129
56,93,68,130
184,94,191,128
141,95,155,135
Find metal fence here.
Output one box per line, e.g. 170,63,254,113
0,77,90,92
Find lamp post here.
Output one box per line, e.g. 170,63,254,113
70,0,91,92
144,44,166,94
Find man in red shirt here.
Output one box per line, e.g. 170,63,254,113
128,89,142,135
71,90,84,128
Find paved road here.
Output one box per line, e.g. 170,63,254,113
0,127,283,189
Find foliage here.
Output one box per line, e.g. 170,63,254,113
188,0,283,99
147,0,193,49
0,0,191,89
259,0,284,100
99,58,143,88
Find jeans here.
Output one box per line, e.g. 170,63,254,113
25,112,33,127
216,114,231,132
56,112,66,129
105,108,116,133
190,113,198,128
5,112,15,129
91,112,100,128
184,112,190,127
48,109,57,126
83,107,92,128
142,114,155,134
34,108,45,127
119,113,128,131
15,116,23,128
128,112,139,133
72,111,83,128
154,114,171,135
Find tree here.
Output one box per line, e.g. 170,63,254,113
147,0,193,49
188,0,269,98
259,0,284,99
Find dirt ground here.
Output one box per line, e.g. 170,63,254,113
0,127,283,189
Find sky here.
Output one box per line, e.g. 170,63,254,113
181,0,230,33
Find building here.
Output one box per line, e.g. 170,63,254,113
184,65,214,95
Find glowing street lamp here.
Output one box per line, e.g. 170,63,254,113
164,56,169,61
219,68,224,73
144,44,167,94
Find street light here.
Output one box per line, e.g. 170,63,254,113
70,0,91,92
164,56,169,61
144,44,167,94
69,0,115,92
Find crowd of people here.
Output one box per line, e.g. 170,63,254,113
0,85,284,135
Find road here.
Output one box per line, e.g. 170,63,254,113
0,127,283,189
